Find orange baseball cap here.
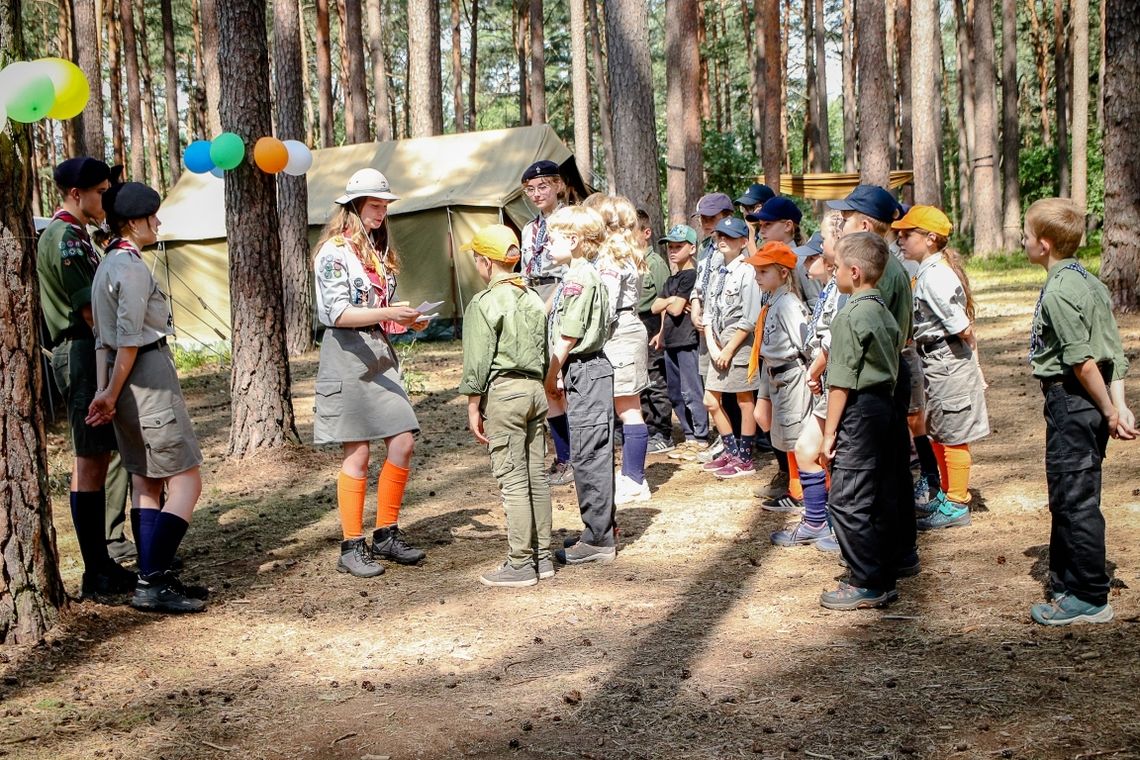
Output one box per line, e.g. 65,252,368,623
461,224,521,262
891,205,952,237
745,240,797,269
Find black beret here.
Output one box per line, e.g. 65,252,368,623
112,182,162,220
53,157,112,190
521,159,561,183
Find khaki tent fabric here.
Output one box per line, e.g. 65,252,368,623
777,171,915,200
154,125,576,344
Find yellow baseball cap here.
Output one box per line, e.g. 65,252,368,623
461,224,520,262
891,205,952,237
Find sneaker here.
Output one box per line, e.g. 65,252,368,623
547,460,575,486
820,582,898,611
536,557,556,579
896,549,921,578
646,436,675,455
371,525,426,565
480,561,538,588
669,439,706,460
615,473,652,505
915,488,945,517
106,538,138,564
702,452,735,471
771,520,831,547
131,571,207,613
913,474,935,508
815,533,841,553
81,561,138,597
555,542,616,565
338,537,385,577
697,437,725,464
1030,593,1114,626
916,499,971,531
761,494,804,513
713,456,756,479
753,470,790,499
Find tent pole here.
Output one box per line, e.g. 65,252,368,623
445,208,462,339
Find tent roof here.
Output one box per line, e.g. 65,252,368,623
159,124,574,242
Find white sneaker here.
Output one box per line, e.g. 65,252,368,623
614,473,651,505
697,437,724,463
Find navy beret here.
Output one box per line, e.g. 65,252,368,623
112,182,162,220
53,157,111,190
521,160,561,182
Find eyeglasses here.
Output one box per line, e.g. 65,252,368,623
524,183,553,197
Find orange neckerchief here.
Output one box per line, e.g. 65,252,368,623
746,303,771,381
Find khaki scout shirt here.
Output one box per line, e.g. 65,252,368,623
876,253,913,350
1029,258,1129,381
550,258,612,356
37,214,100,343
827,288,901,392
458,272,548,395
91,242,173,350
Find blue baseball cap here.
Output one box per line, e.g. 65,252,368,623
792,232,824,259
735,183,776,207
749,196,803,224
712,216,749,239
825,185,903,224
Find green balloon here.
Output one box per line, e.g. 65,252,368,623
4,65,56,123
209,132,246,170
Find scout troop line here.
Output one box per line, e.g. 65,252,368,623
40,156,1135,625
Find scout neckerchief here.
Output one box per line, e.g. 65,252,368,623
526,216,548,280
52,208,100,270
352,234,406,335
746,286,788,381
1029,259,1088,363
107,237,141,259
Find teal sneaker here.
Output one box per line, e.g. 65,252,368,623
915,488,945,517
1030,593,1114,625
916,498,971,530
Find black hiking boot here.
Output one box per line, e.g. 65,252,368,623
338,537,385,578
81,561,137,598
371,525,426,565
131,571,207,613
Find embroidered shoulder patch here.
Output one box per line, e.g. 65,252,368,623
59,238,87,260
562,282,584,298
320,253,346,280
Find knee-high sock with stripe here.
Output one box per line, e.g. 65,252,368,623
787,452,803,500
376,461,411,527
800,470,828,525
337,471,367,539
941,443,972,504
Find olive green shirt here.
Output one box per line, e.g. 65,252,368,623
37,216,99,343
1029,258,1129,381
827,288,901,392
638,249,670,313
876,253,913,350
459,272,549,395
551,258,612,355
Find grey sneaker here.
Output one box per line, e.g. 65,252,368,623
547,460,575,486
131,572,207,613
820,582,898,611
754,470,790,499
771,520,831,547
916,499,971,531
555,542,616,565
339,537,385,577
1030,593,1114,625
480,561,538,587
697,437,725,463
646,436,675,454
536,557,556,579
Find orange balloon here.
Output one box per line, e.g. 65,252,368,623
253,136,289,174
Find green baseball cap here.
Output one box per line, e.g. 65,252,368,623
658,224,698,246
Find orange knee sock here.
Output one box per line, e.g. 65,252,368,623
376,461,411,527
942,443,972,504
787,452,803,500
932,441,949,493
337,471,367,539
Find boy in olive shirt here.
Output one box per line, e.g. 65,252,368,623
460,225,553,588
820,233,902,610
1024,198,1136,625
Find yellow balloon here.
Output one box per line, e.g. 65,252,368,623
38,57,90,120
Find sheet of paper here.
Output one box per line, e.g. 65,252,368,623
415,300,444,314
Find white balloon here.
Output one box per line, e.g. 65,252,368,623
283,140,313,176
210,166,225,178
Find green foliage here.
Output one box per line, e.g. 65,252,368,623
701,122,758,198
396,342,427,396
172,343,231,372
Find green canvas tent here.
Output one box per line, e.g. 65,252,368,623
152,124,580,347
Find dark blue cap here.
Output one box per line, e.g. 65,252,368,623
749,196,802,224
521,159,561,182
712,216,749,239
825,185,903,223
735,183,776,207
110,182,161,220
792,232,824,259
53,157,111,190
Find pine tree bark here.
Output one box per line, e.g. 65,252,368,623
274,0,315,355
0,0,67,645
191,0,208,136
745,0,764,162
761,0,781,188
841,0,856,171
1096,0,1105,130
343,0,369,142
1055,0,1071,196
665,0,702,223
468,0,479,130
529,0,546,124
588,0,615,187
72,0,104,157
451,0,464,131
366,0,392,140
107,0,125,165
135,0,165,188
315,0,335,146
160,0,180,185
895,0,912,202
1001,0,1021,249
885,0,898,168
779,0,789,173
514,0,529,125
218,0,300,456
911,0,940,204
971,0,1000,253
571,0,591,174
1070,0,1089,212
200,0,222,135
408,0,443,136
1101,0,1140,311
698,2,710,125
954,0,973,236
812,0,830,172
803,0,817,171
119,0,145,181
1027,0,1053,146
604,0,663,234
857,0,891,185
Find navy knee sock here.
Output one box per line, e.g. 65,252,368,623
738,435,755,463
776,449,789,474
147,512,189,577
801,470,828,525
621,423,649,482
135,508,160,576
548,414,571,464
913,434,941,488
721,434,739,457
71,490,111,571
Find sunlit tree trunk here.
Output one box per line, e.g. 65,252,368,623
135,0,164,188
315,0,335,146
812,0,830,171
841,0,856,171
160,0,180,185
588,0,614,187
451,0,464,131
343,0,369,142
761,0,781,188
1001,0,1021,249
514,0,529,124
1070,0,1089,213
857,0,891,185
911,0,940,204
120,0,145,181
895,0,912,203
954,0,973,236
366,0,391,140
72,0,104,157
200,0,222,135
1027,0,1053,147
1054,0,1071,196
107,0,124,164
666,0,702,223
571,0,591,173
468,0,478,130
529,0,546,124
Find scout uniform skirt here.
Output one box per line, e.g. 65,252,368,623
767,360,812,451
603,311,650,397
314,327,420,445
705,327,761,394
920,339,990,446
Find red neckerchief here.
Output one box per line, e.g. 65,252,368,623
107,237,142,259
52,208,100,270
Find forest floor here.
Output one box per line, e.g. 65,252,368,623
2,263,1140,760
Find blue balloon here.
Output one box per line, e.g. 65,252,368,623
184,140,215,174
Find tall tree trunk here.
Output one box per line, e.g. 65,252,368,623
315,0,335,146
698,2,710,125
1070,0,1089,212
1096,0,1105,131
570,0,591,174
1101,0,1140,311
857,0,891,185
0,0,67,645
1054,0,1071,195
709,3,721,133
274,0,315,355
588,0,615,187
1001,0,1021,249
803,0,816,171
761,0,781,187
299,0,317,145
72,0,104,157
451,0,464,131
934,3,946,194
779,0,789,172
954,0,973,235
200,0,222,135
366,0,392,140
160,0,181,185
841,0,857,171
529,0,546,124
218,0,300,456
885,0,898,168
812,0,830,172
343,0,369,142
665,0,702,223
514,0,529,125
895,0,913,202
107,0,124,164
603,0,663,233
58,0,79,156
972,0,1000,253
135,0,165,188
956,0,976,165
468,0,478,130
911,0,940,204
119,0,145,181
191,0,208,136
408,0,444,136
1027,0,1053,146
742,0,763,163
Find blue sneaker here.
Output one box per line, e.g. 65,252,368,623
771,520,831,547
815,533,841,553
915,488,945,517
1030,593,1114,626
916,498,971,530
820,582,898,610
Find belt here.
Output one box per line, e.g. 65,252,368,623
566,350,602,364
916,335,961,356
115,337,167,355
616,306,634,313
494,370,539,381
767,360,802,375
529,275,559,285
1040,364,1111,395
57,325,95,342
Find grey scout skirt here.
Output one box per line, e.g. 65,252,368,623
314,327,420,445
920,339,990,446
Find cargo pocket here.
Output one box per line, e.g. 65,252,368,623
488,433,513,480
140,407,183,475
314,380,344,418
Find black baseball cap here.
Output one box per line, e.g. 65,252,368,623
749,196,803,224
521,160,561,183
53,157,112,190
735,183,776,207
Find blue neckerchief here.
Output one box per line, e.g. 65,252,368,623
808,278,836,336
